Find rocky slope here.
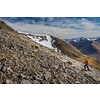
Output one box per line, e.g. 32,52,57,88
0,20,100,84
20,32,100,70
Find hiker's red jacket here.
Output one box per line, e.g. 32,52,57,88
83,60,88,65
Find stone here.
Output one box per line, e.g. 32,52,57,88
21,74,26,79
36,77,43,81
58,81,64,84
6,79,10,84
9,80,13,84
32,80,40,84
5,79,13,84
1,58,6,65
24,52,28,55
51,79,58,84
26,76,30,80
75,81,80,84
0,65,2,69
54,66,58,69
7,67,13,72
44,71,52,80
67,61,72,65
34,49,39,53
15,66,19,69
63,73,68,80
2,66,7,72
43,68,47,73
58,74,65,82
20,79,31,84
93,77,97,81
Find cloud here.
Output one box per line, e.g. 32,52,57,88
48,18,100,30
0,17,100,39
77,18,99,30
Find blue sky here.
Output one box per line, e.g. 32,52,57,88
0,17,100,39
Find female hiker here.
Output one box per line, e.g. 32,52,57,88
83,60,89,71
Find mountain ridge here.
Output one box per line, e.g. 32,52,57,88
64,36,100,43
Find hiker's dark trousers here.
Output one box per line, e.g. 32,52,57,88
84,65,89,70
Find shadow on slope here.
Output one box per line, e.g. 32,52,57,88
70,41,98,55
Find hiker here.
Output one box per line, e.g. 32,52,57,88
83,60,89,71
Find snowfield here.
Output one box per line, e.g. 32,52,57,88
19,31,62,53
27,34,58,52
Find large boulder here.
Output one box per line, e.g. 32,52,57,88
44,71,52,80
20,79,31,84
1,66,7,72
21,74,26,79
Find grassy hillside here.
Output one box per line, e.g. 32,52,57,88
50,35,100,70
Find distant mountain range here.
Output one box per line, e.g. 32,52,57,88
64,37,100,61
64,37,100,43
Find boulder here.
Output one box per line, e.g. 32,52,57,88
1,58,6,65
6,79,10,84
54,66,58,69
75,81,80,84
2,66,7,72
7,67,13,72
44,71,52,80
32,80,40,84
20,79,31,84
21,73,26,79
6,79,13,84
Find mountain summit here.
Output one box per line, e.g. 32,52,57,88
0,20,100,84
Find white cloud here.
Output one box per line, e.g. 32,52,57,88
1,18,100,39
47,17,54,21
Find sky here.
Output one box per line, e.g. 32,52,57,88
0,17,100,39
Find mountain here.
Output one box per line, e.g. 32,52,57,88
87,37,100,42
0,20,100,84
19,32,83,58
64,37,100,61
19,33,61,53
64,36,100,43
73,37,88,43
95,38,100,42
20,32,100,69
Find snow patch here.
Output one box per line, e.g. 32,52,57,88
27,34,58,52
59,50,61,53
18,31,29,34
52,40,56,43
58,42,60,44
